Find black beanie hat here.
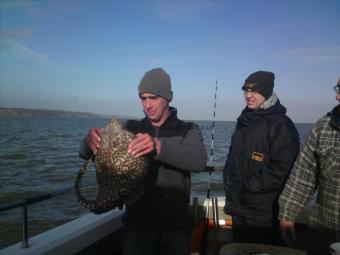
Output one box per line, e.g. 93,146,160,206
138,68,173,101
242,71,275,99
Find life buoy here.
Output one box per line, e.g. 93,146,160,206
207,218,232,229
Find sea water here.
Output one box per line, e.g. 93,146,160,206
0,116,312,248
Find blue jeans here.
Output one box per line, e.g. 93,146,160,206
122,227,191,255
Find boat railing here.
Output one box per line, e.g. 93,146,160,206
0,186,74,249
0,165,224,250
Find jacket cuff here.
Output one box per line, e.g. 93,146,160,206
79,139,93,160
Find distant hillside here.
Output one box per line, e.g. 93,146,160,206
0,107,112,118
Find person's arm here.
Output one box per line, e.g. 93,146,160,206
79,139,93,160
279,123,319,219
223,143,237,214
79,128,101,160
223,144,233,195
278,120,321,243
155,124,207,172
244,119,300,193
279,220,296,245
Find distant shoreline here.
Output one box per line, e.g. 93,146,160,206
0,107,228,123
0,107,114,118
0,107,313,124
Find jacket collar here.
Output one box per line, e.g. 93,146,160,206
329,104,340,129
142,107,178,129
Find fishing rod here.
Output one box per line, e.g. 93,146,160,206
200,80,218,255
207,80,218,199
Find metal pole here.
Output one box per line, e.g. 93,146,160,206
21,204,29,248
213,197,220,228
0,186,74,249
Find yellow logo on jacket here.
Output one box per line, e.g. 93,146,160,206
252,152,264,162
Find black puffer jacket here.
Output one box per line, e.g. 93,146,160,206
223,100,300,227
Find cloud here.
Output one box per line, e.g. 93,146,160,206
0,28,33,39
0,38,50,63
275,46,340,64
0,0,47,16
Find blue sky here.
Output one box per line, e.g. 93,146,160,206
0,0,339,123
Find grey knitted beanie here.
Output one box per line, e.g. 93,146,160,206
138,68,173,101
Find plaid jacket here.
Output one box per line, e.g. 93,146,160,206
279,105,340,240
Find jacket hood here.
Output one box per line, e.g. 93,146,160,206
257,99,287,116
260,93,278,110
237,100,287,131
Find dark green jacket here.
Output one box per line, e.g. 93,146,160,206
79,108,207,231
123,108,207,231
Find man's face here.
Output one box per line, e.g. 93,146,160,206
140,93,169,126
243,89,266,110
335,86,340,103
